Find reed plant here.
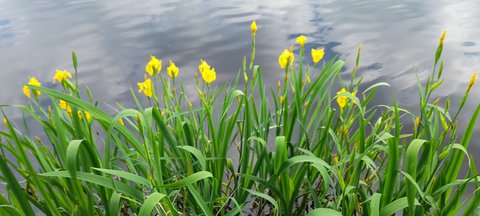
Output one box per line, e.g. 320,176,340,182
0,23,479,215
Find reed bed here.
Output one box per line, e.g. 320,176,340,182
1,23,479,215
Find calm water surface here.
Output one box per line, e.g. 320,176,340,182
1,0,480,141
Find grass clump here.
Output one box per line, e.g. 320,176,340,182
1,24,479,215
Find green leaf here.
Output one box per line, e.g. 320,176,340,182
370,193,382,216
362,82,390,94
307,208,342,216
274,136,287,173
187,184,212,216
72,51,78,70
380,197,419,216
93,168,152,187
244,188,279,215
178,146,207,171
405,139,426,215
109,192,122,216
66,139,85,179
138,192,168,216
157,171,213,189
275,155,330,179
39,171,143,200
0,158,35,216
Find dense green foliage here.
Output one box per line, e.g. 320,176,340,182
0,27,479,215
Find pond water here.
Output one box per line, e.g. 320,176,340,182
1,0,480,144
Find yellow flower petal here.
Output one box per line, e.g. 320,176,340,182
296,35,307,47
202,68,217,84
199,59,210,75
23,85,31,98
311,48,325,63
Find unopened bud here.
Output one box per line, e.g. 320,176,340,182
439,30,447,44
467,72,477,92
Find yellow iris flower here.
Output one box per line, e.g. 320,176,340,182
23,77,42,98
202,68,216,84
53,70,72,83
138,76,154,98
145,55,162,76
278,49,294,69
336,88,348,108
296,35,307,47
167,60,179,78
199,60,210,74
311,48,325,63
198,60,216,84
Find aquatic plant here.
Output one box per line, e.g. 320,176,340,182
0,24,479,216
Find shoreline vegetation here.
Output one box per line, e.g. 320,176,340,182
1,22,479,215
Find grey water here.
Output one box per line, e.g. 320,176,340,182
1,0,480,169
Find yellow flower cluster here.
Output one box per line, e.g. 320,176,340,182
59,100,72,115
278,49,294,69
23,77,42,98
78,111,92,122
145,55,162,76
198,60,216,84
138,76,154,98
53,70,72,83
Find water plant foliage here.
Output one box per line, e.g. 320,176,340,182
0,24,479,215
